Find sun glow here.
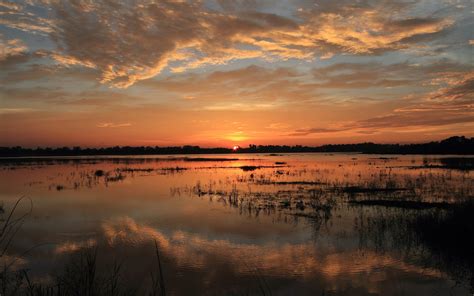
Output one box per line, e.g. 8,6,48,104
232,145,240,151
225,131,248,142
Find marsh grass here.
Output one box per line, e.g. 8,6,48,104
0,232,272,296
412,201,474,288
348,199,453,209
45,166,191,191
150,240,166,296
0,240,168,295
415,157,474,171
168,160,473,292
0,198,263,295
0,197,32,257
355,200,474,292
175,164,472,218
2,156,473,294
0,157,246,167
24,157,472,200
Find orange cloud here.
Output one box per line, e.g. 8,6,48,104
1,0,457,88
97,122,132,128
100,216,445,285
0,35,27,61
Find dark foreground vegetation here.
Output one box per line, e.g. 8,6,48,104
356,200,474,292
1,244,168,296
1,154,472,294
0,198,168,296
1,136,473,157
1,197,473,295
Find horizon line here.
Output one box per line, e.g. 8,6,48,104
1,136,471,150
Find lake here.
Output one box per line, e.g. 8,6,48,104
0,154,472,295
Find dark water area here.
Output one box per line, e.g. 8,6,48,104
0,154,473,295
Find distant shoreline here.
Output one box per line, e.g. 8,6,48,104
1,136,473,157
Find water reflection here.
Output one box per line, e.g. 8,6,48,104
0,154,472,295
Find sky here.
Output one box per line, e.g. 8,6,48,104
0,0,473,148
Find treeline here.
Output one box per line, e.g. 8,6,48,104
1,136,473,157
310,136,474,155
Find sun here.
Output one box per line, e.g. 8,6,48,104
232,145,240,151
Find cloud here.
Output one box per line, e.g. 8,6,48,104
0,108,36,114
146,59,472,108
291,67,474,137
290,127,349,136
0,86,145,109
1,0,458,88
0,34,28,64
357,111,473,130
97,122,132,128
291,95,474,137
45,0,305,87
312,60,473,90
100,216,444,283
1,61,98,85
0,86,69,101
143,65,318,108
291,109,474,136
300,10,452,55
54,239,97,254
312,62,417,89
0,0,22,11
0,1,53,34
149,65,301,92
427,72,474,101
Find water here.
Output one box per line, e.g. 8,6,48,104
0,154,472,295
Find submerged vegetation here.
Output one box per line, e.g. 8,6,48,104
417,157,474,171
0,153,472,295
355,200,474,293
0,243,168,295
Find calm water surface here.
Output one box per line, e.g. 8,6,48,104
0,154,472,295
